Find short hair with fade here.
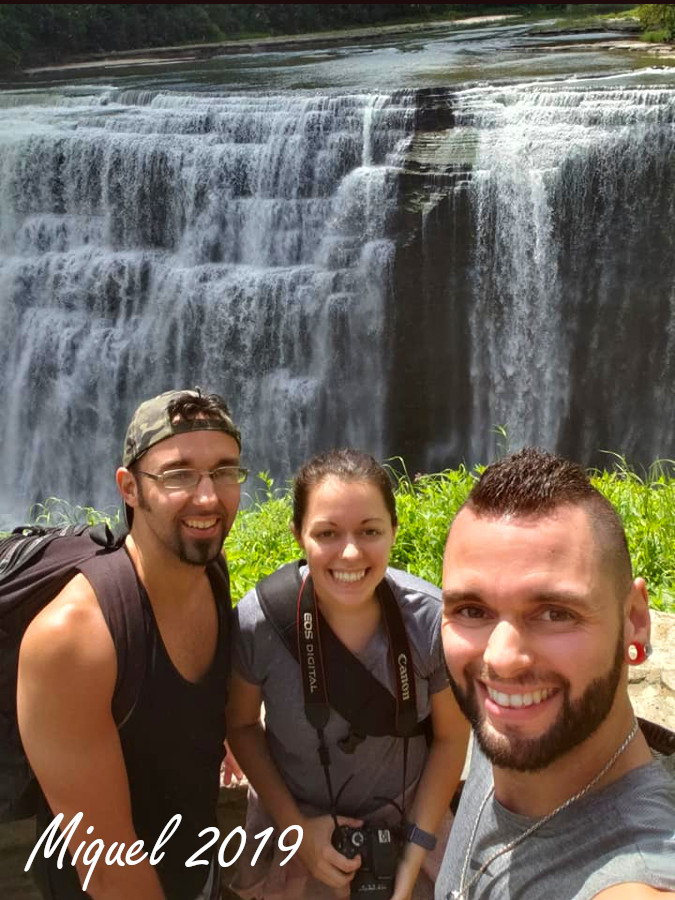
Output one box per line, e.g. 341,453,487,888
461,447,633,596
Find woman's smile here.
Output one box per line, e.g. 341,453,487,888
295,476,397,615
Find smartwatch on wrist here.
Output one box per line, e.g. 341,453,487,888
405,822,437,851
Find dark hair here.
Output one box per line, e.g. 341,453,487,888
292,449,398,532
462,447,633,594
168,391,236,430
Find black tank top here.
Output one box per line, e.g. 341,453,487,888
34,555,230,900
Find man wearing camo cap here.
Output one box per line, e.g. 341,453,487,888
18,389,246,900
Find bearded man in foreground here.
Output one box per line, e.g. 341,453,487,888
436,448,675,900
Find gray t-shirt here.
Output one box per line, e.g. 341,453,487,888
233,566,449,818
435,738,675,900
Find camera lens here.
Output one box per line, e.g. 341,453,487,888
351,831,365,848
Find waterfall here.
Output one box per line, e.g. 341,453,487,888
2,75,675,522
0,88,415,523
453,83,675,464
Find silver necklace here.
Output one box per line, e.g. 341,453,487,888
451,720,639,900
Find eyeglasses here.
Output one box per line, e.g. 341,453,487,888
137,466,249,491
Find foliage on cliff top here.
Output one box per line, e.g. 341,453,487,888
634,5,675,41
225,458,675,611
25,457,675,614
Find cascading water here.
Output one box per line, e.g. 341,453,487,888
0,88,415,523
453,83,675,465
2,71,675,523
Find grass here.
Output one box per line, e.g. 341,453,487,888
28,496,122,528
18,457,675,614
226,456,675,613
591,456,675,611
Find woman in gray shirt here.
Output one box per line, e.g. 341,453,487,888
227,449,469,900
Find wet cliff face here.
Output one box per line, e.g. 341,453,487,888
387,90,475,472
389,83,675,475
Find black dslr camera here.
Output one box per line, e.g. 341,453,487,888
331,824,401,899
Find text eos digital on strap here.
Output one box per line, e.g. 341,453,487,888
295,573,419,820
296,574,419,738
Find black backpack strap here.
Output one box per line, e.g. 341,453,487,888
256,562,429,740
639,717,675,757
206,553,233,625
256,561,303,653
77,547,146,728
79,549,231,730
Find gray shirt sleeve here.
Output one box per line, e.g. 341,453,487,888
388,568,449,696
232,586,274,685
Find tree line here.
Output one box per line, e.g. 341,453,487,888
0,4,568,70
635,4,675,39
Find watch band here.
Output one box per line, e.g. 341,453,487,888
405,822,437,851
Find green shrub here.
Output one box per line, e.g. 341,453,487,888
634,4,675,40
226,472,297,599
18,458,675,613
28,496,121,528
641,28,669,42
591,457,675,611
387,462,476,586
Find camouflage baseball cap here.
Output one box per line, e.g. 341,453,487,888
122,388,241,468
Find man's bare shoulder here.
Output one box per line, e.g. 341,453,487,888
594,885,675,899
19,572,116,679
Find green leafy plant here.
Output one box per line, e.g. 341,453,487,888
29,497,120,528
225,472,297,599
640,29,668,42
634,4,675,40
592,454,675,610
15,455,675,614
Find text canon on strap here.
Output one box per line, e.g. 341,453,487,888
296,575,418,736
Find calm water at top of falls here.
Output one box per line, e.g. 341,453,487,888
3,19,675,98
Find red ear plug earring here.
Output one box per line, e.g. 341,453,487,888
627,642,652,664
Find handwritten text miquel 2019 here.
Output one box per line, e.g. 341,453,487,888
26,812,303,892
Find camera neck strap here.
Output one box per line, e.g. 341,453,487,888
295,573,337,819
256,561,431,742
296,572,419,734
295,571,418,820
296,572,331,730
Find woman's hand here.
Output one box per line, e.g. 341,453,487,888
389,848,422,900
220,739,245,787
298,813,364,890
391,886,414,900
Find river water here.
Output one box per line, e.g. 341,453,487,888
1,19,674,523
